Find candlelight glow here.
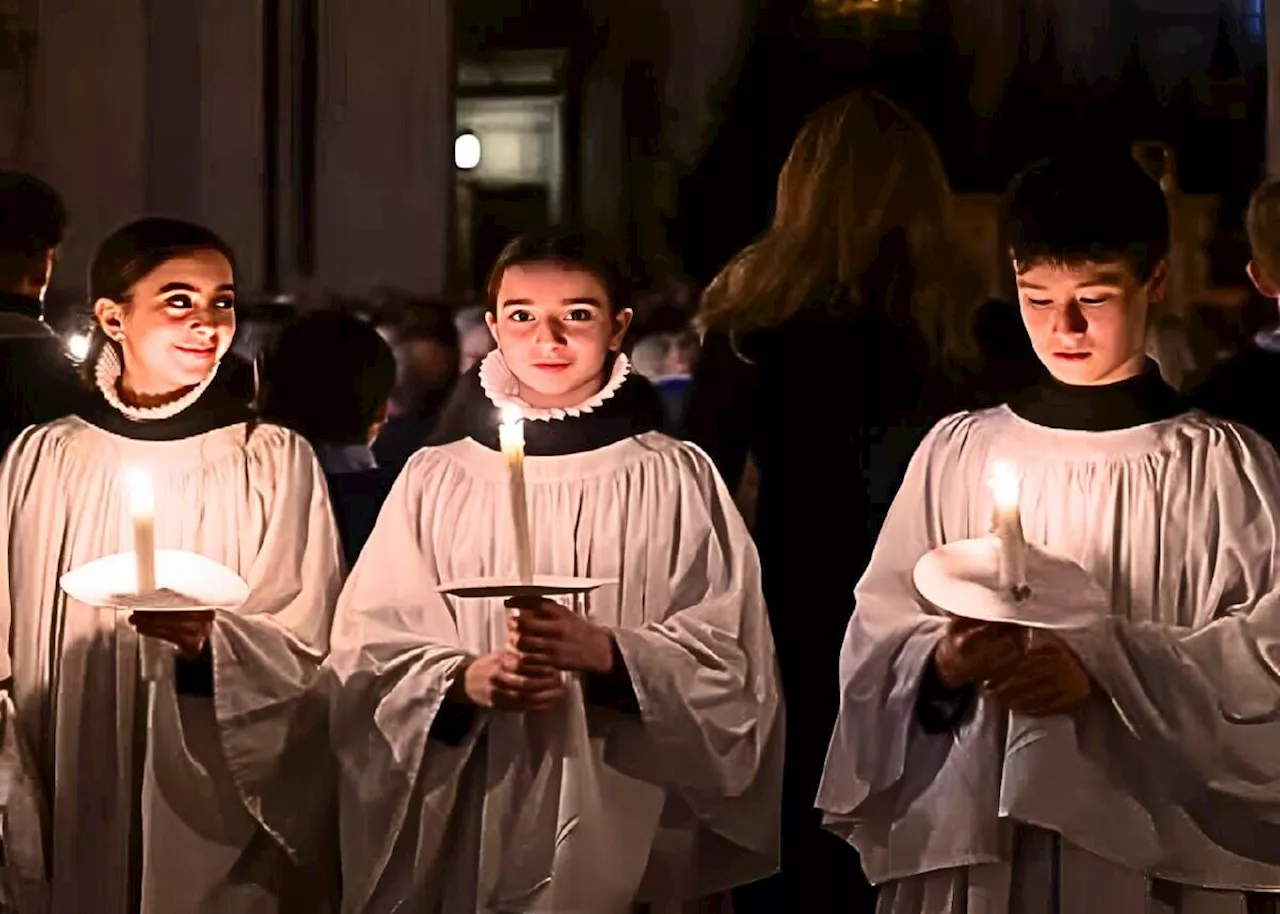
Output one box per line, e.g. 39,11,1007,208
124,468,154,518
65,332,90,362
988,460,1021,512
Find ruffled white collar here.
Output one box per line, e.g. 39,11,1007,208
94,343,220,421
478,349,631,421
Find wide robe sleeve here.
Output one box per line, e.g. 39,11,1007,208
601,444,784,889
813,415,981,828
1058,424,1280,846
0,427,51,911
204,431,343,865
321,455,475,913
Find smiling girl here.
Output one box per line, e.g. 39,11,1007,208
0,218,342,913
325,229,783,913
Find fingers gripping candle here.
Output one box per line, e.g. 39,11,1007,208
498,405,534,584
988,460,1030,600
125,468,156,593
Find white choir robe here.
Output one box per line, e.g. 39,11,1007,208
0,418,342,913
818,407,1280,914
325,432,783,914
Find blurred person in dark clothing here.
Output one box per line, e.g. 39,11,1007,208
373,300,460,473
684,91,1034,914
0,171,82,455
263,310,397,565
1192,179,1280,450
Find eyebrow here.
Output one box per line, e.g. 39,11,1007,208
500,297,604,308
157,282,236,294
1016,273,1126,291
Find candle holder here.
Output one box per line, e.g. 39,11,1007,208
60,550,250,679
437,575,617,601
911,537,1107,632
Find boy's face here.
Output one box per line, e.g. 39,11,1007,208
1015,258,1164,386
1247,260,1279,299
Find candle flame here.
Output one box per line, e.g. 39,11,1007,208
124,468,154,517
988,460,1020,512
500,404,524,427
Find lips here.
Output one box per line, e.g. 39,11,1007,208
1053,352,1090,361
531,362,571,371
176,346,216,359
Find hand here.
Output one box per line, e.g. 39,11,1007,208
128,610,214,661
983,632,1092,716
932,617,1026,689
505,597,615,675
450,650,567,711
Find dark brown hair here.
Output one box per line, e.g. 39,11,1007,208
82,217,237,382
0,171,66,293
485,228,628,315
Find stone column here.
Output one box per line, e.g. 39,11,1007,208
30,0,148,293
30,0,267,294
314,0,454,298
1268,0,1280,177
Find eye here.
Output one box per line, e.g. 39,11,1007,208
1078,296,1112,307
1024,298,1054,308
565,308,595,321
214,295,236,311
507,309,534,323
163,294,194,310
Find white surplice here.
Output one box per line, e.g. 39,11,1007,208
325,432,783,914
818,406,1280,914
0,416,342,913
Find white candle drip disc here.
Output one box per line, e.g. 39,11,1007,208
438,575,617,600
60,550,250,612
912,537,1108,631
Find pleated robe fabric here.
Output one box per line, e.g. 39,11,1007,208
325,432,783,914
0,417,342,913
817,406,1280,914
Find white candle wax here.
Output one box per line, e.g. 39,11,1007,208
125,468,156,593
988,459,1028,593
498,405,534,584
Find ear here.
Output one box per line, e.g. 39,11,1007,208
1144,259,1169,304
93,297,126,340
484,310,499,344
608,308,634,352
1247,260,1280,298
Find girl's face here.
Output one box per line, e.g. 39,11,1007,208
94,249,237,397
486,262,632,409
1016,258,1163,386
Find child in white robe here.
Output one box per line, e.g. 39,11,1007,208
325,229,782,914
818,153,1280,913
0,218,342,913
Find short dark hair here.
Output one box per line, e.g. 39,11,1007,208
485,228,629,314
83,217,238,381
263,311,396,445
1001,152,1170,283
0,171,66,292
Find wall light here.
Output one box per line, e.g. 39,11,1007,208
455,131,481,170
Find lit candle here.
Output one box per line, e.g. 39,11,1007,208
988,459,1029,597
498,405,534,584
125,468,156,593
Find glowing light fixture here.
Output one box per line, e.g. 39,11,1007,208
455,131,481,170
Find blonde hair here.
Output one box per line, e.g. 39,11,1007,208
697,90,984,365
1247,179,1280,285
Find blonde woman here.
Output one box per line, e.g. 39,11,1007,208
684,90,1034,912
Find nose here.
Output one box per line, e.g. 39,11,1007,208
533,317,567,346
1053,301,1088,336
